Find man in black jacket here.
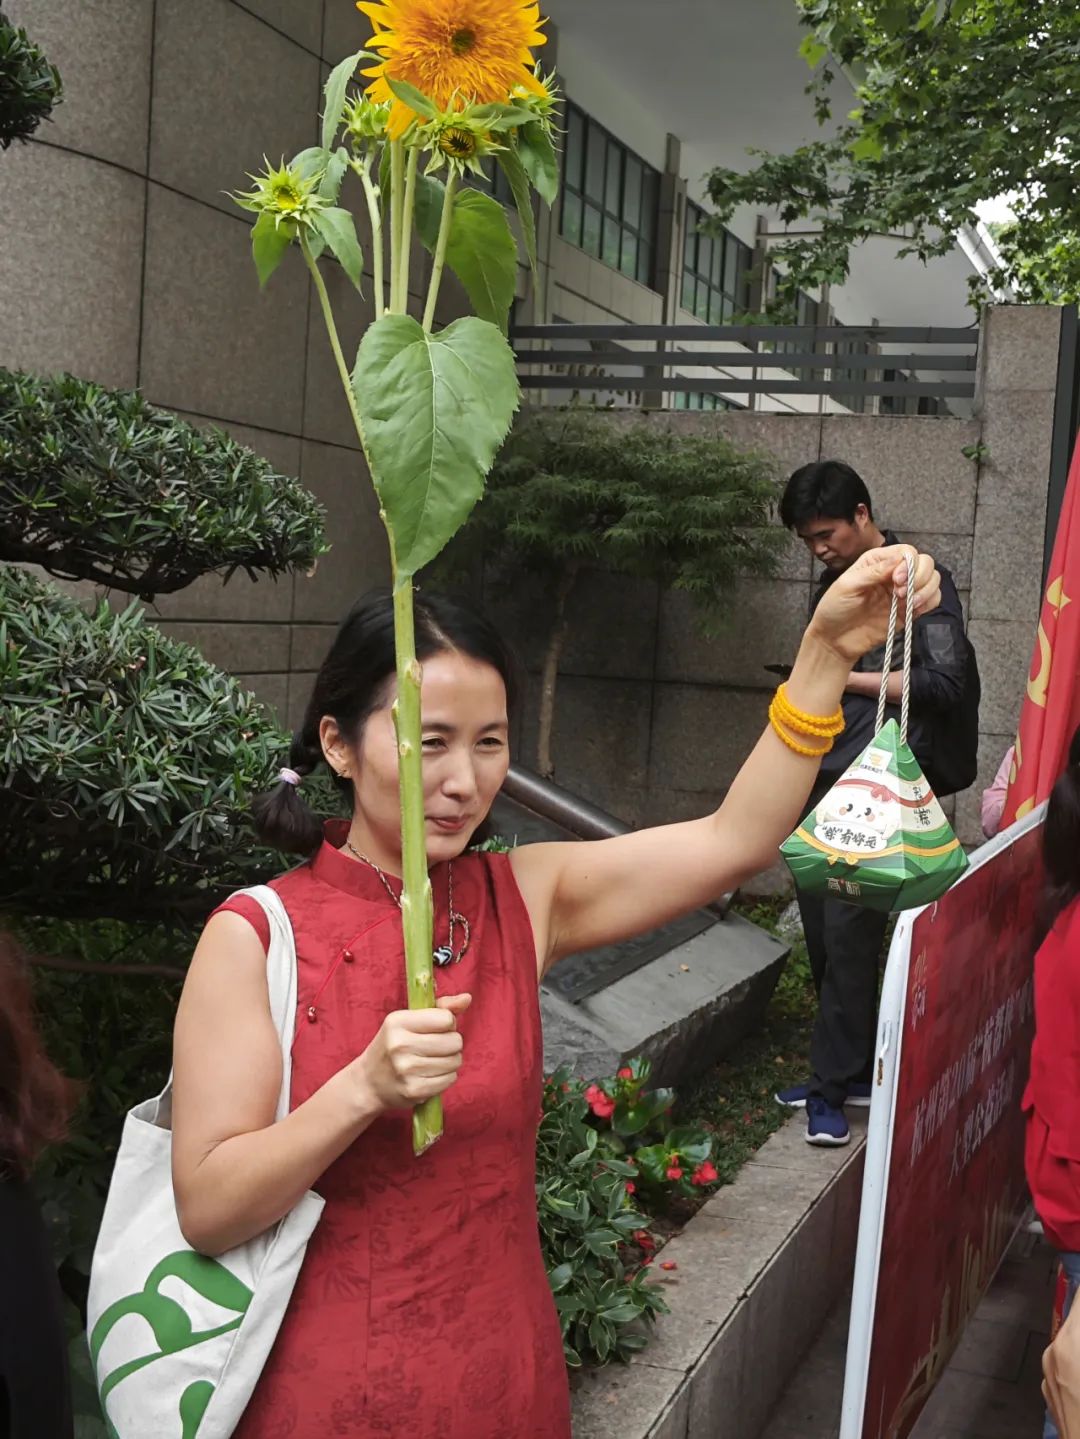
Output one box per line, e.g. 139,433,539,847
775,460,978,1146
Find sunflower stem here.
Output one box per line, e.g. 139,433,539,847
355,153,385,320
299,230,368,454
399,145,419,309
389,139,405,312
422,171,458,332
391,570,443,1155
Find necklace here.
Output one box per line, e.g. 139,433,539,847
343,840,471,967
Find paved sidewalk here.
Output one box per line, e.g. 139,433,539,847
763,1229,1056,1438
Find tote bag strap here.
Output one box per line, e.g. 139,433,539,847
145,884,299,1126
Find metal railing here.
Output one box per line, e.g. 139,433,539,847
500,764,731,918
512,323,980,405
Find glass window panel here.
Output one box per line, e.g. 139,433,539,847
561,189,582,247
620,227,638,277
720,293,735,323
694,278,710,321
708,288,724,326
582,202,602,257
697,234,713,285
710,239,724,288
684,202,700,267
602,214,621,268
623,157,642,229
640,169,659,245
585,124,606,203
605,139,622,215
564,105,585,191
637,242,653,287
724,235,741,295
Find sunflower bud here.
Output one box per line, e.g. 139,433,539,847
343,94,391,147
509,67,559,129
233,159,327,233
420,108,503,178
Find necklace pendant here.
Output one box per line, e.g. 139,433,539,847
433,944,454,968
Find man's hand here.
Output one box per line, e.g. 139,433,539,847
845,670,905,702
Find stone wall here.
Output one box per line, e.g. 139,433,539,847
0,0,452,726
496,306,1064,858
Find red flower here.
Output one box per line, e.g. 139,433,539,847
660,1260,678,1271
632,1228,655,1250
584,1084,616,1120
625,1181,636,1194
560,1082,570,1093
691,1161,719,1187
666,1165,684,1181
617,1067,634,1080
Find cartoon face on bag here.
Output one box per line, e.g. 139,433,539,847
813,784,896,853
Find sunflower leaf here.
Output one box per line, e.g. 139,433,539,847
291,146,331,182
386,77,438,121
250,212,291,289
412,171,447,251
313,206,365,291
495,144,538,281
351,313,519,576
322,51,367,152
470,102,537,132
318,147,349,203
517,122,559,206
440,189,518,332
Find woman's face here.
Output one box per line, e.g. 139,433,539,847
328,650,511,873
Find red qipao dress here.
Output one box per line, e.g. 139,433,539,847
217,822,570,1438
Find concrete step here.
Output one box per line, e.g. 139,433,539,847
541,913,790,1086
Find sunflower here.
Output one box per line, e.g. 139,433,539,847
356,0,547,139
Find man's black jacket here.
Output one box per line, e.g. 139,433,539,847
810,531,978,797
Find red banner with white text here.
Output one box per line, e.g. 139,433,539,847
857,819,1042,1438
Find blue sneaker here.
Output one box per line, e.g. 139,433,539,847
805,1096,850,1147
775,1082,814,1108
776,1080,873,1110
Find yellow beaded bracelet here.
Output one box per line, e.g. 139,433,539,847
773,683,845,738
768,699,835,757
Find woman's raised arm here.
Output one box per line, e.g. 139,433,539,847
510,545,940,972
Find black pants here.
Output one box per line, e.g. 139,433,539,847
796,887,890,1109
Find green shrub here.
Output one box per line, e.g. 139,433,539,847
0,564,342,922
0,370,328,597
538,1070,667,1366
0,12,61,148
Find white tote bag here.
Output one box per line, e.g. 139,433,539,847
86,885,325,1438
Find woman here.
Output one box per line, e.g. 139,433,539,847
1024,724,1080,1439
172,545,939,1438
0,935,74,1439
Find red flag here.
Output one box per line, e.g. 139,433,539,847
1001,442,1080,826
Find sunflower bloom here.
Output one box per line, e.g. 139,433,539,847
357,0,547,139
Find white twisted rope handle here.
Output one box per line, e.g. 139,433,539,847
874,549,917,743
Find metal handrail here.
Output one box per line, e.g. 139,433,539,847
502,764,629,840
500,764,731,917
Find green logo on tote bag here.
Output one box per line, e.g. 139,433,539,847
90,1250,253,1437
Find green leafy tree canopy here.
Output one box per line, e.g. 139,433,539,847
705,0,1080,307
443,407,784,777
0,370,328,597
0,10,61,149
